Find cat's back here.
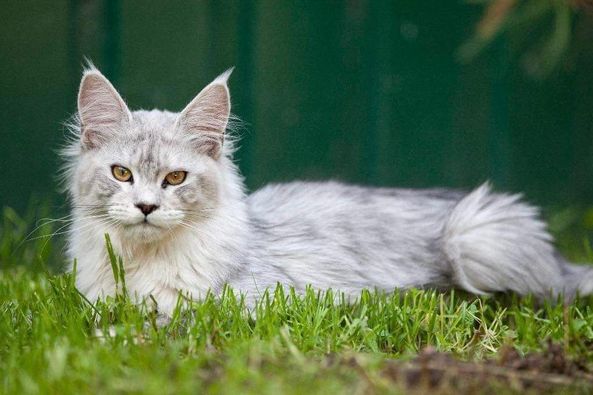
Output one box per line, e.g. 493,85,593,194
236,181,465,295
247,180,464,233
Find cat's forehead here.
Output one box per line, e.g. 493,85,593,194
123,109,187,148
130,109,178,136
106,109,202,171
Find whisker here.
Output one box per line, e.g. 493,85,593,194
25,215,120,244
179,221,212,237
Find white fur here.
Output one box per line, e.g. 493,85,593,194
64,68,593,315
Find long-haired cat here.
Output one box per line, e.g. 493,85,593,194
63,66,593,315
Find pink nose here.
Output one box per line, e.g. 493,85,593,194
136,204,158,216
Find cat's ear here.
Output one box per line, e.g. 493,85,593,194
77,67,131,150
176,69,233,159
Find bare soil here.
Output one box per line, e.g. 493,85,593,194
346,342,593,394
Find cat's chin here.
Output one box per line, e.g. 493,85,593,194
121,222,168,243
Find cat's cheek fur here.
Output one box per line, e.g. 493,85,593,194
94,173,119,200
74,163,100,199
176,172,219,206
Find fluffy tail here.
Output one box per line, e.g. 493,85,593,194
443,183,593,299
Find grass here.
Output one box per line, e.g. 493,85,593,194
2,206,593,394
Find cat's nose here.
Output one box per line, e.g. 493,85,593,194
136,203,159,216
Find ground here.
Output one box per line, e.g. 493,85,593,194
2,205,593,394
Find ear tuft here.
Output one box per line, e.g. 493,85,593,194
176,69,233,159
211,67,234,86
77,67,131,150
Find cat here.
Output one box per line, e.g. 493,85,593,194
62,66,593,316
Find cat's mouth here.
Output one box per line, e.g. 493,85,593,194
120,219,167,243
124,220,161,229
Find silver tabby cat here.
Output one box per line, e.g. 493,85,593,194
63,66,593,315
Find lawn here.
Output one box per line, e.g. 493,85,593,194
2,206,593,394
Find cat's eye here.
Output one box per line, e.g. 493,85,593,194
112,165,133,182
164,171,187,186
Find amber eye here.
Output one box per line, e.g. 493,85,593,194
111,165,133,182
164,171,187,186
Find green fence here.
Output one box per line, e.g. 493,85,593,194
2,1,593,213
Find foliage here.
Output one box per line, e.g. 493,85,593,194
460,0,592,78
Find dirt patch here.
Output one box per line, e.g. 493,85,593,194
372,343,593,394
495,341,589,377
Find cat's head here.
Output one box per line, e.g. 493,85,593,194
64,66,239,243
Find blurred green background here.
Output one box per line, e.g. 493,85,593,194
2,0,593,214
